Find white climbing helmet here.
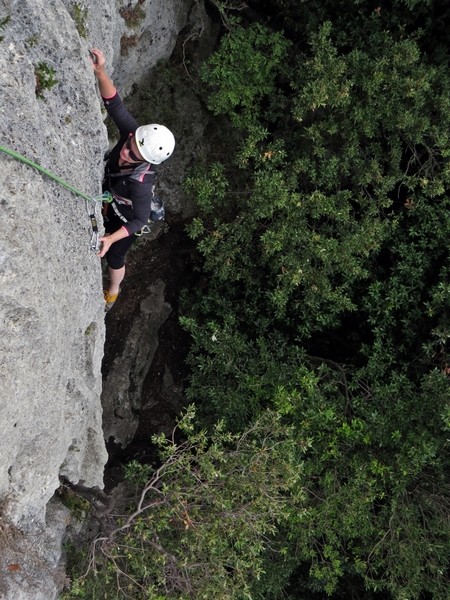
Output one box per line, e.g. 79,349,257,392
134,124,175,164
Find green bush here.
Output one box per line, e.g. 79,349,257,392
63,409,304,600
180,7,450,599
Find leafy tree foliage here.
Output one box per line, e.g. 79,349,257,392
181,2,450,598
63,409,303,600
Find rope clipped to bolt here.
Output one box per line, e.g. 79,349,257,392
0,145,112,251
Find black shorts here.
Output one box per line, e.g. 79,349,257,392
103,204,137,270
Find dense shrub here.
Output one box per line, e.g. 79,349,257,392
181,4,450,598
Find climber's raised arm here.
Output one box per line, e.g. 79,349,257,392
90,48,116,99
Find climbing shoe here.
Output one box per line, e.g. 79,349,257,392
104,290,118,311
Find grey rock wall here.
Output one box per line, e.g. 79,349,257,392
102,278,172,446
0,0,196,598
111,0,194,97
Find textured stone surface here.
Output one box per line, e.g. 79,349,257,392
111,0,194,97
0,0,109,518
102,279,172,446
0,0,196,597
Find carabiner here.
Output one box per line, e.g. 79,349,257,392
86,199,100,252
90,230,100,252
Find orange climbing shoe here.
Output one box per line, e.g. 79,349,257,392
104,290,118,311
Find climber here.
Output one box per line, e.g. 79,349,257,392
90,48,175,310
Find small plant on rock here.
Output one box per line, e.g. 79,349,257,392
71,2,88,39
25,33,40,48
0,15,10,42
119,2,146,29
120,33,138,56
35,62,58,98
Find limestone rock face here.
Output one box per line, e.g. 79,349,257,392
0,0,195,597
111,0,195,97
102,279,172,446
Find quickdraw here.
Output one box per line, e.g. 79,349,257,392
88,192,112,251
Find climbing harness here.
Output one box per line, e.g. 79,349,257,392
109,193,165,237
0,145,111,252
105,167,165,237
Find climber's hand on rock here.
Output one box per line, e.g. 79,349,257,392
89,48,106,73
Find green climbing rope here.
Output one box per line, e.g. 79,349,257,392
0,144,106,203
0,144,113,251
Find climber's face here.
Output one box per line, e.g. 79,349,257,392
120,134,144,163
